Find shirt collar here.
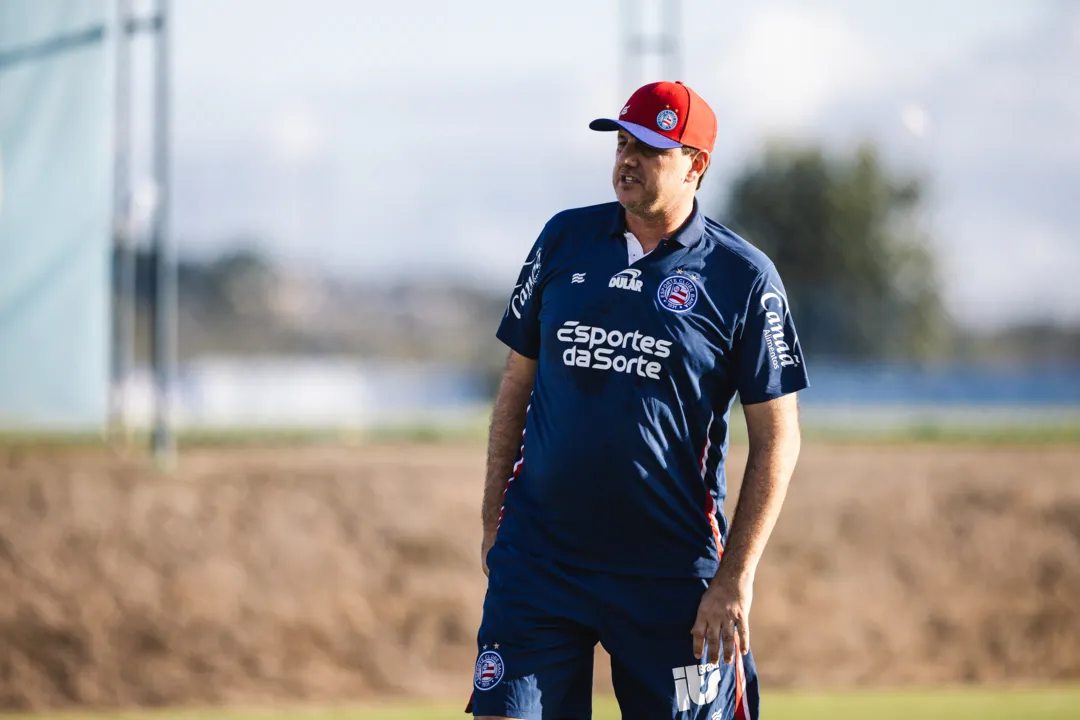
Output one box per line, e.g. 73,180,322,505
607,198,706,249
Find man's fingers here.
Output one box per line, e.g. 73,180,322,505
721,618,736,665
690,615,707,660
707,620,723,665
738,616,751,655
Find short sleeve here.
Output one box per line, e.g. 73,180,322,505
735,264,810,404
495,229,549,359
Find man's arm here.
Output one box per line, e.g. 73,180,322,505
480,349,538,575
691,392,802,664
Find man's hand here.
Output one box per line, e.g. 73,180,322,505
691,570,753,665
481,533,497,577
689,393,800,664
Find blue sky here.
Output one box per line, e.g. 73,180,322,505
159,0,1078,329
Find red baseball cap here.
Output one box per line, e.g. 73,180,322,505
590,81,717,153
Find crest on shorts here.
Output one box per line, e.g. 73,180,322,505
474,650,505,691
658,274,698,313
657,108,679,131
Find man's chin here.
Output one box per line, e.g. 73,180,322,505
617,195,656,218
616,188,646,211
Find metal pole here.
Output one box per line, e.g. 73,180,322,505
150,0,175,467
621,0,683,94
664,0,682,81
620,0,639,99
110,0,134,445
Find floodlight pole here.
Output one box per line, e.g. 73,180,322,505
620,0,683,96
109,0,135,446
149,0,175,468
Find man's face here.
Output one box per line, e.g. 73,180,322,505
612,131,697,218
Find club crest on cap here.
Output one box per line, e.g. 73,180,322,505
620,105,630,116
656,109,678,131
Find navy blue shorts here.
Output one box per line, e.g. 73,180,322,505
465,542,759,720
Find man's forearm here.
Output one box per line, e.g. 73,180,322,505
481,398,528,537
718,410,801,581
482,354,536,538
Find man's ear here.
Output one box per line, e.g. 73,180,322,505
689,149,711,183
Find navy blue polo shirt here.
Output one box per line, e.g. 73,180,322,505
495,200,809,579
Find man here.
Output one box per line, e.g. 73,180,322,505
466,81,808,720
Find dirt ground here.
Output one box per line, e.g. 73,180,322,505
1,441,1078,710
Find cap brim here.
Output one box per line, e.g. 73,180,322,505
589,119,683,150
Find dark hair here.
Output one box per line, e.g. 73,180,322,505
683,145,708,189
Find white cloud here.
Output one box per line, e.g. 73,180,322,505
714,8,879,133
267,105,324,166
900,104,930,139
911,0,1080,327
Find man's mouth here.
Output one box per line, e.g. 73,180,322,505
619,173,640,185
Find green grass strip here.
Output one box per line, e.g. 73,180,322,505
6,687,1080,720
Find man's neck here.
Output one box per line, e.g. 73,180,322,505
624,196,695,254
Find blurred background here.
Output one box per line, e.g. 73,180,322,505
1,0,1078,438
1,0,1079,716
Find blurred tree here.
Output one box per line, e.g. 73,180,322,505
207,248,278,317
719,142,947,360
